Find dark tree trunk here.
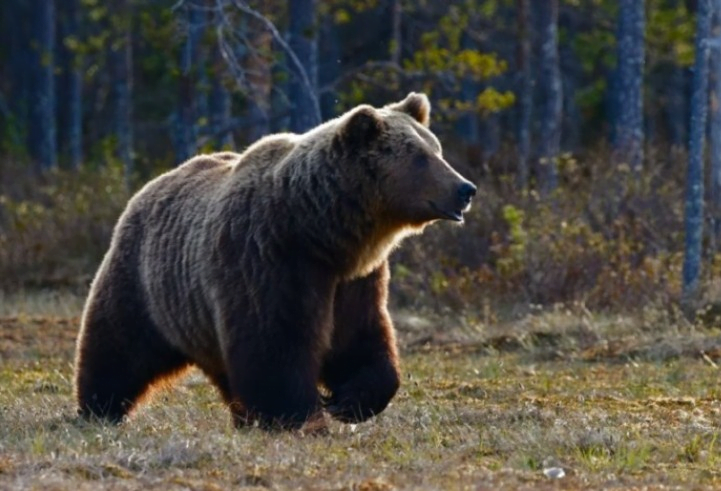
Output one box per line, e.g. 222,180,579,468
710,0,721,250
57,0,83,169
683,0,712,301
664,0,689,148
209,38,234,149
535,0,561,195
390,0,402,65
246,28,272,143
2,0,29,151
516,0,532,190
480,114,500,161
559,5,582,151
613,0,645,171
319,11,341,119
194,7,208,131
27,0,57,171
271,46,291,132
288,0,320,132
666,66,688,147
175,4,202,163
456,33,480,145
109,5,133,180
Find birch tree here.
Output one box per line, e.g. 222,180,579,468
175,3,203,163
710,0,721,249
517,0,532,190
109,3,134,180
288,0,320,132
536,0,561,195
614,0,645,172
683,0,712,302
57,0,83,169
27,0,57,171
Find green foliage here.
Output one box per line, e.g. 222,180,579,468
391,145,688,312
647,1,695,67
319,0,380,20
332,0,513,119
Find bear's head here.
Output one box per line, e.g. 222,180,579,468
334,93,476,227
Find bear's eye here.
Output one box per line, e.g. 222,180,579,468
412,154,428,168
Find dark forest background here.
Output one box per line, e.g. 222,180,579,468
1,0,721,318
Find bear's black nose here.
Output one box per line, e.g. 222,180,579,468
458,182,477,204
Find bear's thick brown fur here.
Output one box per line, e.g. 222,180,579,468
73,93,476,429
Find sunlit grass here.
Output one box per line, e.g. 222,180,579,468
2,293,721,489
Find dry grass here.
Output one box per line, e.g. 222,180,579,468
2,293,721,490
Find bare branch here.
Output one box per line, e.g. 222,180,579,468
228,0,321,125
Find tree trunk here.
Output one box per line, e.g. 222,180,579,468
288,0,320,132
246,28,272,143
390,0,402,65
683,0,712,302
614,0,645,172
559,4,582,152
516,0,532,190
710,0,721,250
319,10,341,119
456,32,480,145
535,0,561,195
3,0,29,151
175,4,201,163
209,24,234,149
27,0,57,171
109,5,133,180
57,0,83,169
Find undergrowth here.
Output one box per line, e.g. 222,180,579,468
392,144,719,314
0,145,718,317
0,161,131,289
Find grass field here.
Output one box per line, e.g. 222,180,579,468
2,291,721,490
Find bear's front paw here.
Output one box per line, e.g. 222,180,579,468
322,389,379,423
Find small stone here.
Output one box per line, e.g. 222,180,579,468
543,467,565,479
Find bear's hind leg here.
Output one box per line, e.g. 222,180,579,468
75,294,189,423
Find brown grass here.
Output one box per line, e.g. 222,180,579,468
1,292,721,490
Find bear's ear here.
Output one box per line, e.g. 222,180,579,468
338,105,386,148
387,92,431,127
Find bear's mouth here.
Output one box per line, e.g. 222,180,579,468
428,201,464,222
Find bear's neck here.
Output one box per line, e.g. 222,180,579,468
344,222,422,279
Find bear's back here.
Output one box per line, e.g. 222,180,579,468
230,133,298,173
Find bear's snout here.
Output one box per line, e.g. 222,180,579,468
457,182,477,207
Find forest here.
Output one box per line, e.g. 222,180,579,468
1,0,720,315
1,0,720,313
3,1,721,489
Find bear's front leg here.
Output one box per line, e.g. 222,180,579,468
222,265,336,430
227,347,322,430
322,352,400,423
322,263,401,423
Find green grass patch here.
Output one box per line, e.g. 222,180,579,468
2,300,721,489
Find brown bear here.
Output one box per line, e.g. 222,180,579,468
73,93,476,430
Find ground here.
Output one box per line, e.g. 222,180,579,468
1,291,721,490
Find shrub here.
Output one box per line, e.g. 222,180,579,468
0,161,131,288
390,145,690,313
0,145,706,315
